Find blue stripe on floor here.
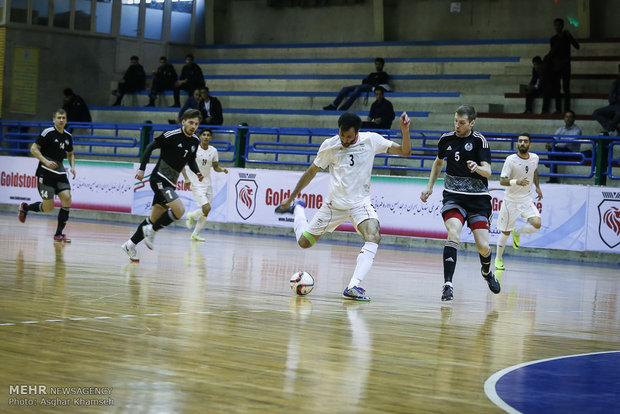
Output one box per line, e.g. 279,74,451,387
485,351,620,414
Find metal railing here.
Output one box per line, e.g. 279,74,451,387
1,120,617,183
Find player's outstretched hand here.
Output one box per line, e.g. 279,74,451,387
197,172,204,182
135,170,145,181
400,112,410,128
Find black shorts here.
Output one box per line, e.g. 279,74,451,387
37,171,70,200
150,176,179,207
441,191,492,228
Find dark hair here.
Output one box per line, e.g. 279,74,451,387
199,128,213,135
63,88,74,96
338,112,362,133
375,57,385,64
181,109,202,121
554,18,564,26
374,86,386,93
130,55,139,61
455,104,477,121
185,54,195,60
159,56,167,62
532,56,542,63
518,133,531,142
53,108,67,118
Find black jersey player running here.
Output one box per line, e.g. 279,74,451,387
420,105,500,301
122,109,204,262
18,109,76,242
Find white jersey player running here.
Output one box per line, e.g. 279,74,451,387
182,129,228,241
495,133,543,270
275,112,412,301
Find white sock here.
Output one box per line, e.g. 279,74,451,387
189,208,204,219
496,232,509,260
293,204,308,242
126,239,136,248
515,222,538,235
348,242,378,288
194,216,207,235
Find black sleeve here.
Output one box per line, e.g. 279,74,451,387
139,134,164,170
210,98,223,125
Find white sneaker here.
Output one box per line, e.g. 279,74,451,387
191,233,205,242
142,224,156,250
121,241,139,262
185,215,195,230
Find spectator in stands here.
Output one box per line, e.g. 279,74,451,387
62,88,91,123
323,58,390,111
546,110,582,183
111,55,146,106
173,54,205,107
146,56,178,107
548,18,580,112
176,88,203,123
541,53,561,114
361,86,395,130
592,63,620,136
199,87,223,126
523,56,543,114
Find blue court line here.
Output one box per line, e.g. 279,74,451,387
196,39,548,49
485,351,620,414
172,57,520,65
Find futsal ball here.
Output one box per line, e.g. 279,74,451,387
290,271,314,295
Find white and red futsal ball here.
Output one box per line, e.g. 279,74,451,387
290,271,315,295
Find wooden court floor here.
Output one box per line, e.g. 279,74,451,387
0,213,618,413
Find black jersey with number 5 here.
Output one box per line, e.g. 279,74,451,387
437,130,491,195
139,128,201,186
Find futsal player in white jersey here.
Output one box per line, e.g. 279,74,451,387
182,128,228,241
275,111,412,301
494,133,543,270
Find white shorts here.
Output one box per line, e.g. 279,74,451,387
307,201,379,236
191,185,213,207
496,199,540,232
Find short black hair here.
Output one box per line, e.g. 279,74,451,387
185,54,195,60
338,112,362,133
518,133,531,142
374,86,386,93
63,88,74,96
159,56,167,62
456,104,477,121
532,56,542,63
130,55,139,61
554,18,564,26
375,57,385,64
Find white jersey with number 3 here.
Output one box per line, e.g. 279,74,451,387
186,145,218,188
500,152,539,203
313,131,393,209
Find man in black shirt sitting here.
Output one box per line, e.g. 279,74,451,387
323,58,390,111
361,86,395,130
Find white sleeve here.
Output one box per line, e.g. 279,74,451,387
500,156,513,178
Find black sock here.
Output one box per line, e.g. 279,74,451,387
55,207,70,236
443,241,458,283
26,202,42,212
480,252,491,276
130,218,151,244
152,209,176,231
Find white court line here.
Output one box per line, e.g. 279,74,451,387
484,350,620,414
